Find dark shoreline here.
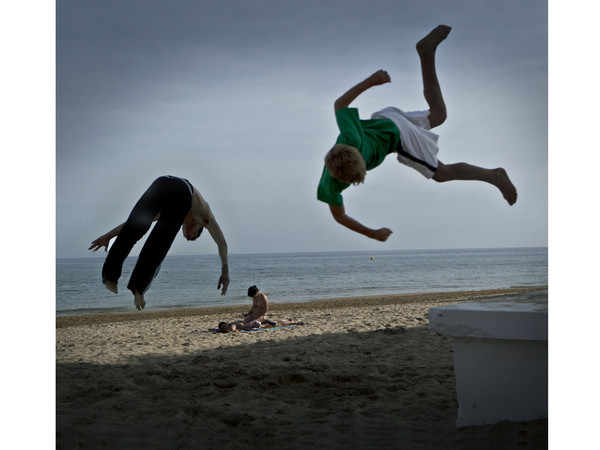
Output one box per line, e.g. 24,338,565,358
56,286,546,328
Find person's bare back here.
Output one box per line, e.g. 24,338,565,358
244,285,268,323
249,292,268,322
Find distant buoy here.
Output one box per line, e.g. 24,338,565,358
166,270,169,274
370,256,374,261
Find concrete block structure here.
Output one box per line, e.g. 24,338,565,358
429,290,548,427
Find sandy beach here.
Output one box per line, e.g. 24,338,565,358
56,287,548,449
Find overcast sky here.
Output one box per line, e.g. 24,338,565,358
55,0,548,258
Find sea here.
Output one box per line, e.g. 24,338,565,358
56,247,547,317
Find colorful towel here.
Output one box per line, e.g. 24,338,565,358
241,324,298,333
210,323,301,333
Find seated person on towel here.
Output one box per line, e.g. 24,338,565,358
243,285,270,325
216,286,269,332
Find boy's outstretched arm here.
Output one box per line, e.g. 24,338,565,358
88,213,160,252
88,222,125,251
204,215,230,296
329,204,393,242
334,70,391,110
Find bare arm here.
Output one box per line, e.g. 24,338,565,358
329,204,392,242
89,213,160,252
205,216,230,295
334,70,391,110
89,222,124,252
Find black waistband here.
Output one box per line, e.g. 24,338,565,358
164,175,194,197
396,148,438,173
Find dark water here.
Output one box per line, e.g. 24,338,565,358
56,247,547,316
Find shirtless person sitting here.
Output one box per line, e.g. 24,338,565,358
216,286,304,332
217,286,268,332
243,285,269,325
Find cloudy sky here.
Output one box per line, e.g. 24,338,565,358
55,0,548,258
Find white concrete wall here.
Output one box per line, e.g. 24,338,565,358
429,290,548,427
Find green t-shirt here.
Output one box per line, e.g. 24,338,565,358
317,108,400,206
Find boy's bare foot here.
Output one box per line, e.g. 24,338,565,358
134,290,146,310
493,168,518,205
103,280,118,294
416,25,452,55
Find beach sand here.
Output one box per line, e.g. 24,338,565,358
56,287,548,449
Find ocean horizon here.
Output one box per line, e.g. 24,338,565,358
56,247,548,317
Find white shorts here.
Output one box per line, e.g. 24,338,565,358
371,107,440,179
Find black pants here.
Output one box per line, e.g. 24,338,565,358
102,176,193,295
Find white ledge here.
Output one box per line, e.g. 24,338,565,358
429,290,548,341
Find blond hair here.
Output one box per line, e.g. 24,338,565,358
324,144,366,184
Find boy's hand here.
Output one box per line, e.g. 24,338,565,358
370,227,393,242
89,235,110,252
218,273,230,296
334,70,391,109
365,70,391,87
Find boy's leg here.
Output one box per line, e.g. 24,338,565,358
126,181,192,308
416,25,451,129
101,178,165,288
126,216,182,310
433,161,518,205
126,213,184,297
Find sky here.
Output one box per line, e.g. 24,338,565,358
55,0,548,258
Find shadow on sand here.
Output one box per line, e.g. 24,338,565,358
57,324,547,449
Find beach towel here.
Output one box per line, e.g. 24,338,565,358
210,323,302,334
241,324,299,333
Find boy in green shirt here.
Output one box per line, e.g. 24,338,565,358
317,25,517,242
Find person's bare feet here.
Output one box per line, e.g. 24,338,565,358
103,280,118,294
416,25,452,55
134,290,146,310
493,168,518,205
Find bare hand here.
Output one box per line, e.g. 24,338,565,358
218,274,230,296
365,70,391,87
370,227,393,242
89,235,110,252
